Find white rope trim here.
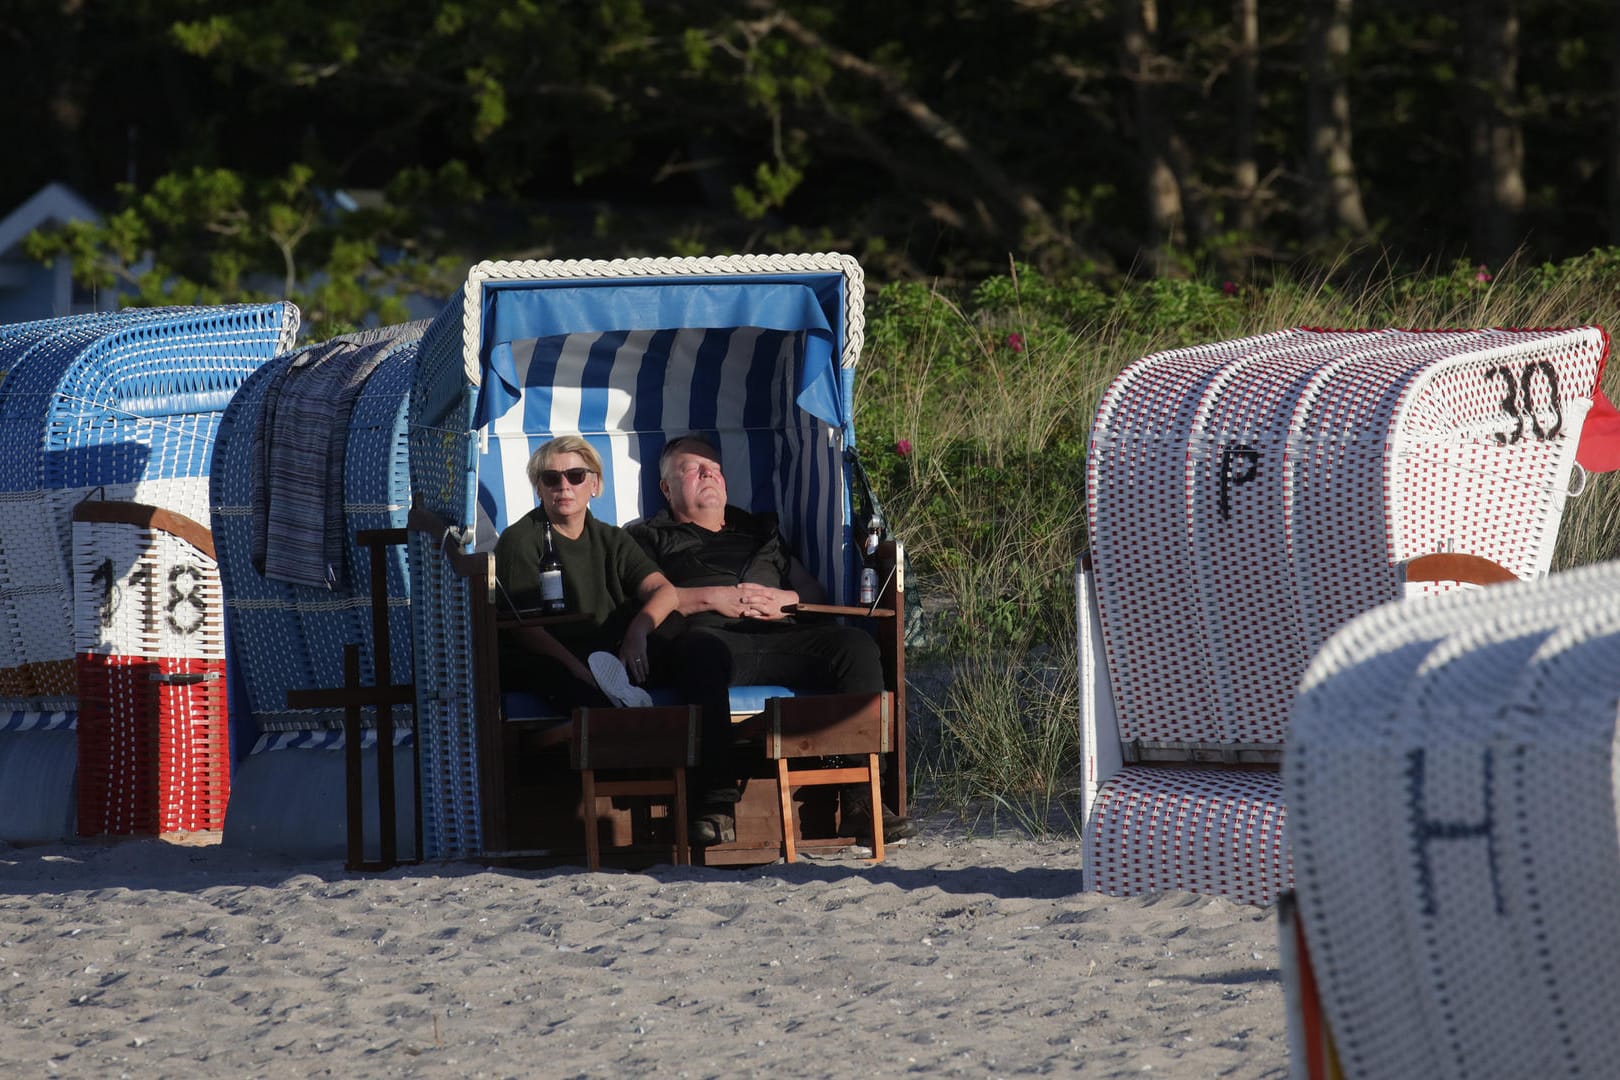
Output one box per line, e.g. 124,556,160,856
459,252,865,385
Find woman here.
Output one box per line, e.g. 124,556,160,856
494,436,676,708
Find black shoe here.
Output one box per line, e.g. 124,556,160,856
879,806,920,840
689,810,735,846
840,787,920,840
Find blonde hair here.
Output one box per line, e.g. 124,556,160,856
526,436,604,490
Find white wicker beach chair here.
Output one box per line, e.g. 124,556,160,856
1078,326,1611,905
1285,556,1620,1079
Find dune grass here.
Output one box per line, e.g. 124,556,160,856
862,251,1620,834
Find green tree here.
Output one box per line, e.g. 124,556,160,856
26,163,467,339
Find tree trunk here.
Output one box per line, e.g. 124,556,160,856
1123,0,1183,271
743,1,1070,261
1231,0,1260,236
1303,0,1369,247
1462,0,1525,269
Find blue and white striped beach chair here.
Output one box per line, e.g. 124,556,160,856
407,253,902,861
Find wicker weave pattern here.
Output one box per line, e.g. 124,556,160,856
407,254,867,859
1288,560,1620,1079
1088,326,1602,748
1082,325,1605,906
71,520,223,660
0,304,296,714
407,529,483,858
70,499,229,835
211,332,419,741
462,253,865,382
1083,767,1288,906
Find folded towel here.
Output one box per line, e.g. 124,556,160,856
251,323,426,588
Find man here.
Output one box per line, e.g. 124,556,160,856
630,434,917,846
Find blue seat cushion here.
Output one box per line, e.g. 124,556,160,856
501,685,798,723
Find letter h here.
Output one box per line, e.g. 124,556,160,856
1404,747,1505,918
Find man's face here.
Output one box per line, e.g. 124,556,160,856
661,447,726,521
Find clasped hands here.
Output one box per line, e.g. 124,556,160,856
723,582,795,621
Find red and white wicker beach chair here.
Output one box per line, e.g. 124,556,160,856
1079,326,1614,906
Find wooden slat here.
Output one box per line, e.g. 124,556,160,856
1403,551,1517,586
72,499,215,560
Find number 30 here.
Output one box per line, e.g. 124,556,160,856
1486,361,1562,444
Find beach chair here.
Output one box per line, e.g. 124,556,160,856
1283,555,1620,1078
1078,326,1614,905
0,303,298,843
211,324,427,860
406,253,906,864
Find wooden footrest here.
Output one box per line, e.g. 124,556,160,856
764,692,891,759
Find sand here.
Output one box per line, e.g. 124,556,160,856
0,822,1288,1079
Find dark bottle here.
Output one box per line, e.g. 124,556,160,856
859,517,882,606
540,521,566,615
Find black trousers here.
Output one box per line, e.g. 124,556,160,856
654,620,885,806
499,648,612,711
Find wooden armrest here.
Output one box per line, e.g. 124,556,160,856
1403,552,1517,586
790,602,897,618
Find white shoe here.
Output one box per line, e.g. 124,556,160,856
588,652,653,708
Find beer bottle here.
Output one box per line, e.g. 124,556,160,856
859,517,882,606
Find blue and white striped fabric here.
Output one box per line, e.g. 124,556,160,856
0,708,74,733
407,254,866,859
250,726,414,754
474,326,844,578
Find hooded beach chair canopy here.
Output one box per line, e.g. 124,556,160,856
414,253,864,583
1079,324,1612,905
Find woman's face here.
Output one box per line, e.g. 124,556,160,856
535,450,599,525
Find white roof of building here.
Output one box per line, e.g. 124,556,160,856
0,182,99,257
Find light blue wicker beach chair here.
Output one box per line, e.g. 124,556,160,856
406,253,904,863
211,323,427,860
0,303,298,842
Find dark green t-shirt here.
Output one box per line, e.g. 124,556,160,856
493,508,660,659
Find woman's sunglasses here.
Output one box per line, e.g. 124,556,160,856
539,467,595,488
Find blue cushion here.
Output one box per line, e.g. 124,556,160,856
724,685,797,714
